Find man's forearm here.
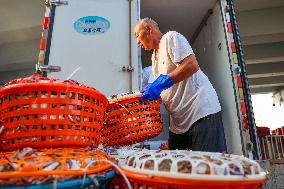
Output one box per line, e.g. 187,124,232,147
168,54,199,84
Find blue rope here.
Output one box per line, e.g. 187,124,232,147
1,170,115,189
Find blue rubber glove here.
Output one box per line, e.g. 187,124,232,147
141,74,174,103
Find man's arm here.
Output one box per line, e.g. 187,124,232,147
168,54,199,84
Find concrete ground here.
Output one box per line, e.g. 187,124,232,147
258,160,284,189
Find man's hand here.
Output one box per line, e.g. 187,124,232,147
141,74,174,103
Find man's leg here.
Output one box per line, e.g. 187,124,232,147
168,130,191,150
190,111,227,152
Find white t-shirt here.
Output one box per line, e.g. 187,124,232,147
142,66,155,90
152,31,221,134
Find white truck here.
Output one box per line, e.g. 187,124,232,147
38,0,260,159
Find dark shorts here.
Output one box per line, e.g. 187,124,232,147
168,111,227,152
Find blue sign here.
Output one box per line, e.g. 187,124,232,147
73,16,110,35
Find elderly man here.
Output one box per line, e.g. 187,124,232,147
134,18,227,152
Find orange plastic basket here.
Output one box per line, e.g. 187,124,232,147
102,92,162,147
0,147,113,179
0,73,108,151
120,169,266,189
118,150,267,189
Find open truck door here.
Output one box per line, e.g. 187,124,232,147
139,0,260,158
39,0,140,97
225,0,260,159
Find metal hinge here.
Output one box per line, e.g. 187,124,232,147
233,64,241,74
225,5,230,12
46,0,68,6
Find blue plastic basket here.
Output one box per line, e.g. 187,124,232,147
1,170,115,189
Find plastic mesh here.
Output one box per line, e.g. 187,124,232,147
102,92,162,147
0,73,108,151
0,147,113,178
124,150,263,176
120,150,267,189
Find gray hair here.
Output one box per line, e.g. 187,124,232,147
137,17,159,30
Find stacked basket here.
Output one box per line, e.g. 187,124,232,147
0,73,115,188
0,73,108,151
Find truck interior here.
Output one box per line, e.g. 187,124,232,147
140,0,217,67
141,0,245,155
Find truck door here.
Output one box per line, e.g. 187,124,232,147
225,0,261,159
188,0,260,158
39,0,140,97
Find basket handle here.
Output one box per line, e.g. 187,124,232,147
115,102,162,124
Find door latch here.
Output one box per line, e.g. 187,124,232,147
36,65,62,73
46,0,68,6
122,66,134,72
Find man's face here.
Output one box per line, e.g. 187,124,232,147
134,24,153,51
